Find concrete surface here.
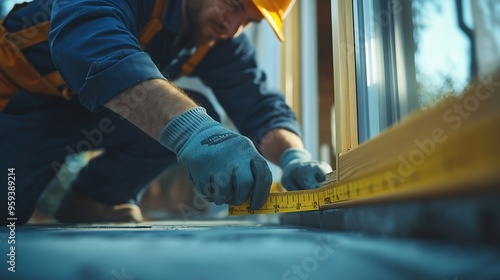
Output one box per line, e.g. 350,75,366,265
1,220,500,280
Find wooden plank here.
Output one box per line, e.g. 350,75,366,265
331,0,359,159
324,113,500,209
337,72,500,182
281,2,302,122
229,73,500,216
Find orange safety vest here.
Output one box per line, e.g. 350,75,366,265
0,0,212,112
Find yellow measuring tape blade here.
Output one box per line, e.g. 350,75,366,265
229,113,500,216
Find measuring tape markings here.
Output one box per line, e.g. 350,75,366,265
228,114,500,216
320,115,500,209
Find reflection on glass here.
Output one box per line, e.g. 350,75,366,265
354,0,419,142
354,0,498,143
413,0,473,108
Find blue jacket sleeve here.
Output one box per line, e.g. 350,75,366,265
49,0,165,111
195,34,302,148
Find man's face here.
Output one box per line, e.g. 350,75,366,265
186,0,264,45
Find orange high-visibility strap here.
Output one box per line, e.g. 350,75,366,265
0,19,60,94
140,0,168,49
0,0,211,112
179,41,214,77
141,0,213,77
44,71,66,89
0,4,71,112
7,21,51,50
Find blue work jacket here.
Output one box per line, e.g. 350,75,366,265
2,0,302,147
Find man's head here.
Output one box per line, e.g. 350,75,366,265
183,0,296,45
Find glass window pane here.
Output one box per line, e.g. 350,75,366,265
354,0,419,143
413,0,473,108
353,0,499,143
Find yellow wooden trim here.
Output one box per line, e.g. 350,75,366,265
229,72,500,216
331,0,358,163
280,1,302,123
337,72,500,182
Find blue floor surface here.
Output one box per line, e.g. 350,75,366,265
1,221,499,280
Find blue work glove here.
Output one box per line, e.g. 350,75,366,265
280,148,333,191
159,107,272,209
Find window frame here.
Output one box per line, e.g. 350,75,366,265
331,0,359,161
330,0,499,189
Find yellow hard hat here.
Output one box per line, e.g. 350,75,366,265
251,0,296,42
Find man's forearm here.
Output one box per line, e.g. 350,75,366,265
259,128,304,165
105,79,198,139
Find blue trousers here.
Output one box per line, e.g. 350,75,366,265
0,89,219,224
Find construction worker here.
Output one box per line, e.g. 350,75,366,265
0,0,332,224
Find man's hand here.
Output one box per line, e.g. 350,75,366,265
280,148,333,191
159,107,272,209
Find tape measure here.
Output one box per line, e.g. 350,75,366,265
229,113,500,216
